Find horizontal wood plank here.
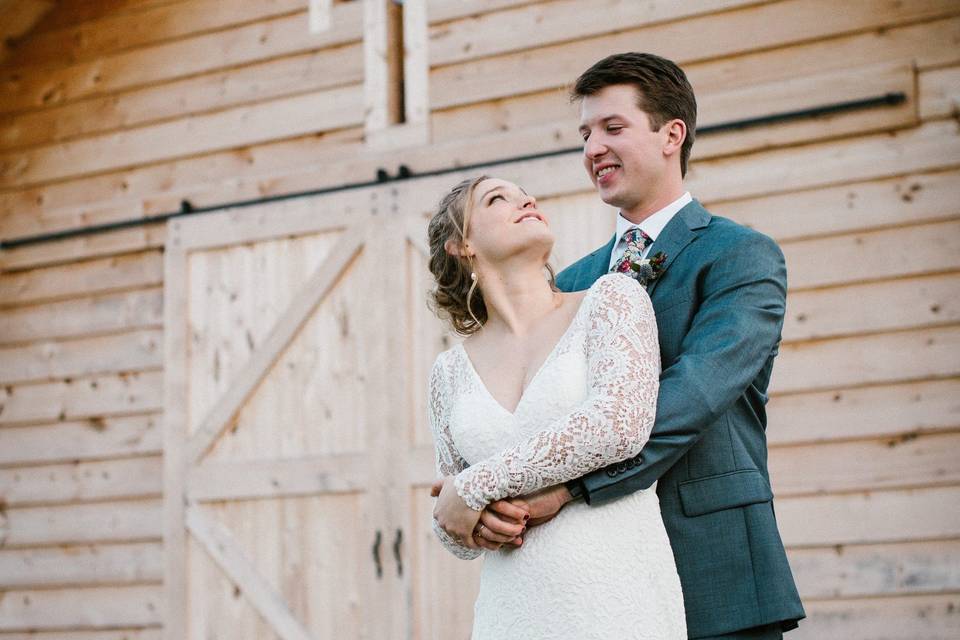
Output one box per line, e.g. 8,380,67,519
0,630,160,640
778,485,960,546
688,119,960,203
772,325,960,394
789,539,960,599
7,0,307,66
0,288,162,345
0,3,363,114
770,430,960,496
0,1,55,67
782,219,960,291
782,272,960,342
429,0,959,109
432,58,917,155
0,499,162,547
425,0,539,24
0,84,365,188
428,0,768,66
0,251,162,307
0,220,167,272
795,593,960,639
0,456,162,507
688,16,960,96
0,370,163,427
691,61,917,159
0,42,364,152
0,328,163,384
0,541,163,588
768,378,960,445
919,64,960,121
0,125,361,232
711,168,960,242
0,585,162,631
26,0,181,33
0,414,162,466
187,455,368,501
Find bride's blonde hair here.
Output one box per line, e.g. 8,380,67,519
427,176,488,336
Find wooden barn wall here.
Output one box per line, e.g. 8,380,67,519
0,0,958,637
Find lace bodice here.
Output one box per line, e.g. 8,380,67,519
428,274,661,558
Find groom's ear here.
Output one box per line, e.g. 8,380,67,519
662,119,687,157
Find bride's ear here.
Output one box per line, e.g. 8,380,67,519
444,237,472,258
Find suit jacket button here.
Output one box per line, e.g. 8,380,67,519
617,462,627,473
606,468,617,478
626,459,635,469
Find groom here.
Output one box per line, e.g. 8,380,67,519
485,53,805,638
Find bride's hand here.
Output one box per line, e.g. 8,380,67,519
432,475,483,549
476,500,528,549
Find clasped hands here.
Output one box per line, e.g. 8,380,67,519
431,476,572,551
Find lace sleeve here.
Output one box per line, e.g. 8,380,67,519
427,354,483,560
454,274,660,511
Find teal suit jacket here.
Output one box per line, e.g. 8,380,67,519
558,201,805,637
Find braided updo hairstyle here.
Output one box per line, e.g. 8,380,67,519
427,175,557,336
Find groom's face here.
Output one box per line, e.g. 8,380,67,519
578,84,670,213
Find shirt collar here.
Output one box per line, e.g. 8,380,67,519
614,191,692,246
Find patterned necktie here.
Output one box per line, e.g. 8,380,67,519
610,227,654,274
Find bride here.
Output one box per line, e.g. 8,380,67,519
426,175,686,638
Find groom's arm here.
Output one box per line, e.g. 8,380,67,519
574,231,787,505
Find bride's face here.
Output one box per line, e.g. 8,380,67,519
463,178,554,265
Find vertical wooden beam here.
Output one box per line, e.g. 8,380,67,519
363,0,391,133
364,0,429,149
162,221,188,640
308,0,332,33
387,0,405,124
403,0,429,127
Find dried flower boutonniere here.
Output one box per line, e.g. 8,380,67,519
629,251,667,289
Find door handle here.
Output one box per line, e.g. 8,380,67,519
371,529,383,579
392,528,403,577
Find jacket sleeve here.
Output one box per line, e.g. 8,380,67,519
577,232,788,505
427,355,483,560
453,274,660,510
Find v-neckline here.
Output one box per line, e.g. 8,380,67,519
457,290,592,416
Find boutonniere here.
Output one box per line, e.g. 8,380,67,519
628,251,667,288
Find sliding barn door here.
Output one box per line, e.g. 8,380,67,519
164,190,406,639
163,158,600,640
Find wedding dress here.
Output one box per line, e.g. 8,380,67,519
428,274,686,639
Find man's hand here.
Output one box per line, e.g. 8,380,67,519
508,484,573,528
431,478,529,550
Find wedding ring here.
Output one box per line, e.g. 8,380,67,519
474,523,485,539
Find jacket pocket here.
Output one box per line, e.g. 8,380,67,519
678,469,773,517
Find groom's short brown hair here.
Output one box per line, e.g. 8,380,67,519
572,52,697,177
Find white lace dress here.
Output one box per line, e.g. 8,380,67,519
428,274,686,639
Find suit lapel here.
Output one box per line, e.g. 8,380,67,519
645,200,711,297
578,234,617,288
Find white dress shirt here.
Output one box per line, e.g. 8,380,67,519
608,192,693,270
